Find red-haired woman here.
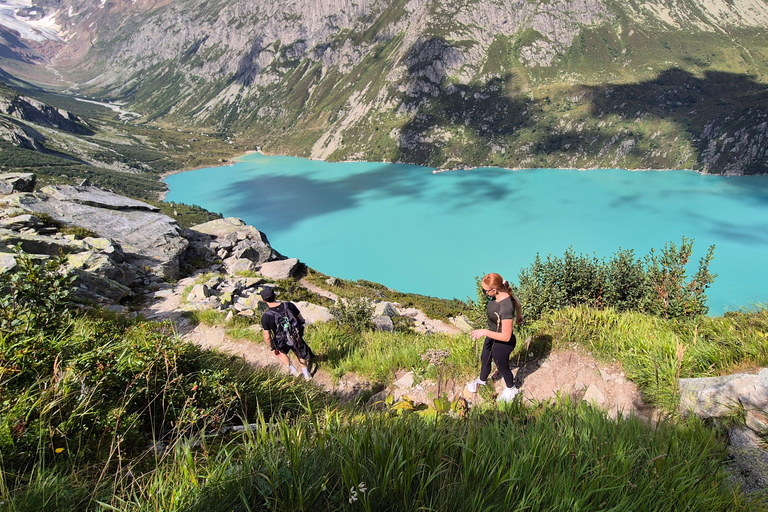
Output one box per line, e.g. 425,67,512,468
466,273,524,402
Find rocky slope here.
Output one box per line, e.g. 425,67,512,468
2,0,766,174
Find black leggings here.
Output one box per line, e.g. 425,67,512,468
479,335,517,388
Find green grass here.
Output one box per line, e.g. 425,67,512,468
517,306,768,411
303,269,471,321
3,399,760,511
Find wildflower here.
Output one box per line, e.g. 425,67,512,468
55,447,65,454
348,482,366,503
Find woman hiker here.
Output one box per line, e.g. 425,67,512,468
260,286,315,380
466,273,524,402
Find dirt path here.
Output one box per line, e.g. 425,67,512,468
140,281,653,419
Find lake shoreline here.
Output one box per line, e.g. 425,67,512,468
159,149,705,202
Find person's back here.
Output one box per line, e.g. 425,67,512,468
259,287,314,379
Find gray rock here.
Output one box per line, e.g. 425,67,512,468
191,218,270,245
232,239,273,264
679,370,768,420
373,315,394,332
70,269,132,304
258,258,300,280
294,301,333,324
374,301,399,318
0,228,82,255
224,256,258,274
4,186,189,279
450,314,474,333
0,252,16,273
0,173,36,194
0,214,43,230
67,251,135,286
189,283,210,300
41,184,160,212
726,427,768,497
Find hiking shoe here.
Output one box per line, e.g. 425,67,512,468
288,364,299,376
498,386,519,402
465,378,486,393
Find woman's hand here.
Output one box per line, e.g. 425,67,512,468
470,329,487,340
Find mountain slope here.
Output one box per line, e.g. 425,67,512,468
8,0,768,174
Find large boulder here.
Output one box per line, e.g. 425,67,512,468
3,185,188,279
294,301,333,324
190,217,280,267
679,369,768,421
259,258,301,280
0,228,82,255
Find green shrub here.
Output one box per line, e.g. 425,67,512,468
0,247,76,338
328,297,374,332
516,238,716,321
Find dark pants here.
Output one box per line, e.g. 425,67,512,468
479,335,517,388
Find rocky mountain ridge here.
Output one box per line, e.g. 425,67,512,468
3,0,768,174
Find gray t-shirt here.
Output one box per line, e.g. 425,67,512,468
486,296,515,341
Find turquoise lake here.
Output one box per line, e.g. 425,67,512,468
164,153,768,314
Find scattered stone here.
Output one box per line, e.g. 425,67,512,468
374,301,398,318
449,314,474,333
679,369,768,421
294,301,333,324
189,284,210,300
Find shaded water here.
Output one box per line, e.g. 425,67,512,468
165,153,768,314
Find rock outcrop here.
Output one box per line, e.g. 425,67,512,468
0,174,295,305
680,369,768,500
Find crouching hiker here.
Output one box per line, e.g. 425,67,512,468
259,286,316,380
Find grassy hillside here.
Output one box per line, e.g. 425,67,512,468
1,252,767,510
0,82,240,200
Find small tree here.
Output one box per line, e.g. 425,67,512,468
0,247,76,336
644,238,716,319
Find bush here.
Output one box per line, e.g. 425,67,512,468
328,297,374,332
0,247,76,337
515,238,716,321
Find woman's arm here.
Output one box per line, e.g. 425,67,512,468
470,318,514,342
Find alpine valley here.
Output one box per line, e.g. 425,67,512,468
1,0,768,177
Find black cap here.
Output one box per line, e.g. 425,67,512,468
259,287,276,302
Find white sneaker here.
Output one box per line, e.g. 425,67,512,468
498,386,519,402
302,368,311,380
466,378,486,393
288,365,298,376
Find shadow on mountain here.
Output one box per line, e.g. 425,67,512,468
582,68,768,175
395,37,533,168
394,37,768,180
0,26,41,64
234,39,265,86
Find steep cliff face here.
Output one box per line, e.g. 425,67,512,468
13,0,768,174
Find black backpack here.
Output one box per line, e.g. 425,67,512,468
265,302,302,350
